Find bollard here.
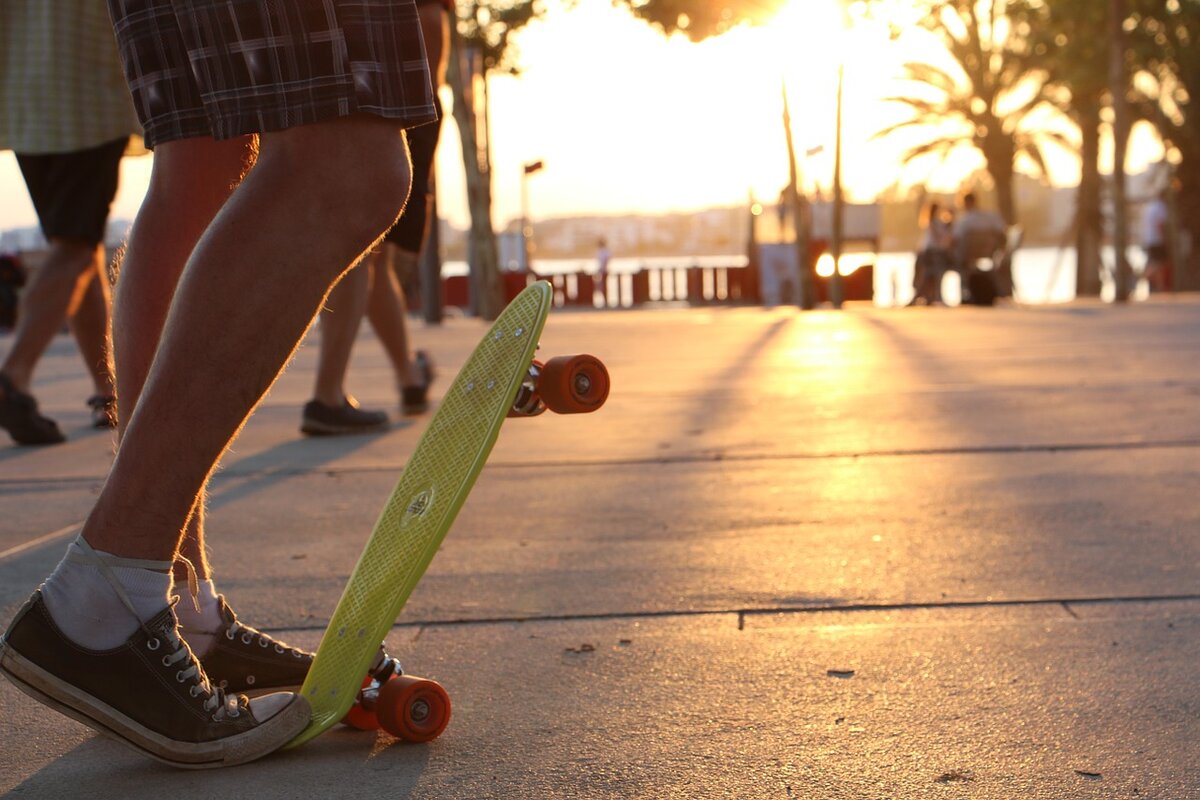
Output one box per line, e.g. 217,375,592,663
575,273,595,306
442,275,469,309
632,270,650,305
686,268,704,304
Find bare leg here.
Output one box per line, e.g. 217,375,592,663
1,238,98,391
366,244,423,388
82,116,411,562
66,246,115,399
359,0,446,396
111,136,254,580
312,260,370,406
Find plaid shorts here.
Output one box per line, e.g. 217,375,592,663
107,0,438,148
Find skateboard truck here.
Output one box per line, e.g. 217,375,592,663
510,360,547,417
341,650,398,730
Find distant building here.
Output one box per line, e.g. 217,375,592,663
0,219,132,253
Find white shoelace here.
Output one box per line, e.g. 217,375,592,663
225,619,307,658
159,624,241,720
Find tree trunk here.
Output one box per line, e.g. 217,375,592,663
446,31,504,319
976,117,1018,226
1109,0,1133,302
989,142,1018,226
1075,101,1103,297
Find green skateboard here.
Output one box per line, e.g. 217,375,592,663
287,281,609,748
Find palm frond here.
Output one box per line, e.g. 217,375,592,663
870,111,965,141
899,137,963,167
898,62,961,95
878,96,950,117
1019,140,1052,178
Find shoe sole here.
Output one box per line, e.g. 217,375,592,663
0,636,311,769
402,351,434,416
0,416,65,445
300,418,390,436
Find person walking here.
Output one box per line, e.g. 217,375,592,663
0,2,142,445
1140,189,1171,292
301,0,451,434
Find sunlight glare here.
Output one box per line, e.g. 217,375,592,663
0,0,1169,233
815,253,858,277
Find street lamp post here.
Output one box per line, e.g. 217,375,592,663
521,159,544,272
830,58,846,309
829,0,866,310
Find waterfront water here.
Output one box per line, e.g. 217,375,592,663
447,246,1156,306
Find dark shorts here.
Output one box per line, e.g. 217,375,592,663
384,97,441,252
107,0,438,148
16,138,129,246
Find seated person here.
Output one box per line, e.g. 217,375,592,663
952,192,1007,270
950,193,1012,304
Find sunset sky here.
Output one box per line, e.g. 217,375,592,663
0,0,1169,234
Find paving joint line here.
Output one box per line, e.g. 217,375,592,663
4,436,1199,490
266,592,1200,636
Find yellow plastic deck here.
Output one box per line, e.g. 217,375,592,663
287,281,552,748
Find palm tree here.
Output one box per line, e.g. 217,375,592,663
1008,0,1110,296
871,0,1071,225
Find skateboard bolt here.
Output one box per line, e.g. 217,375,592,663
410,699,430,723
574,374,592,395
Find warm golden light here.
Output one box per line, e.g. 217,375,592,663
0,0,1171,233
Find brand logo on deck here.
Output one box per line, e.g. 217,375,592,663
407,490,433,517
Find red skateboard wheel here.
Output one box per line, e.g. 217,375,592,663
538,354,609,413
376,675,451,742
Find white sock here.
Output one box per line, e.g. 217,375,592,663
40,540,172,650
175,578,224,656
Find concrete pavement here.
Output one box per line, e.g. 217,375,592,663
1,296,1198,797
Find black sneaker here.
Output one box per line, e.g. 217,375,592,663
193,597,313,694
0,592,310,769
300,396,389,436
0,373,64,445
87,394,117,429
401,350,435,416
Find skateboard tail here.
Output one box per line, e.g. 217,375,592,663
286,281,553,748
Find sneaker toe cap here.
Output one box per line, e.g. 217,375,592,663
248,691,306,724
